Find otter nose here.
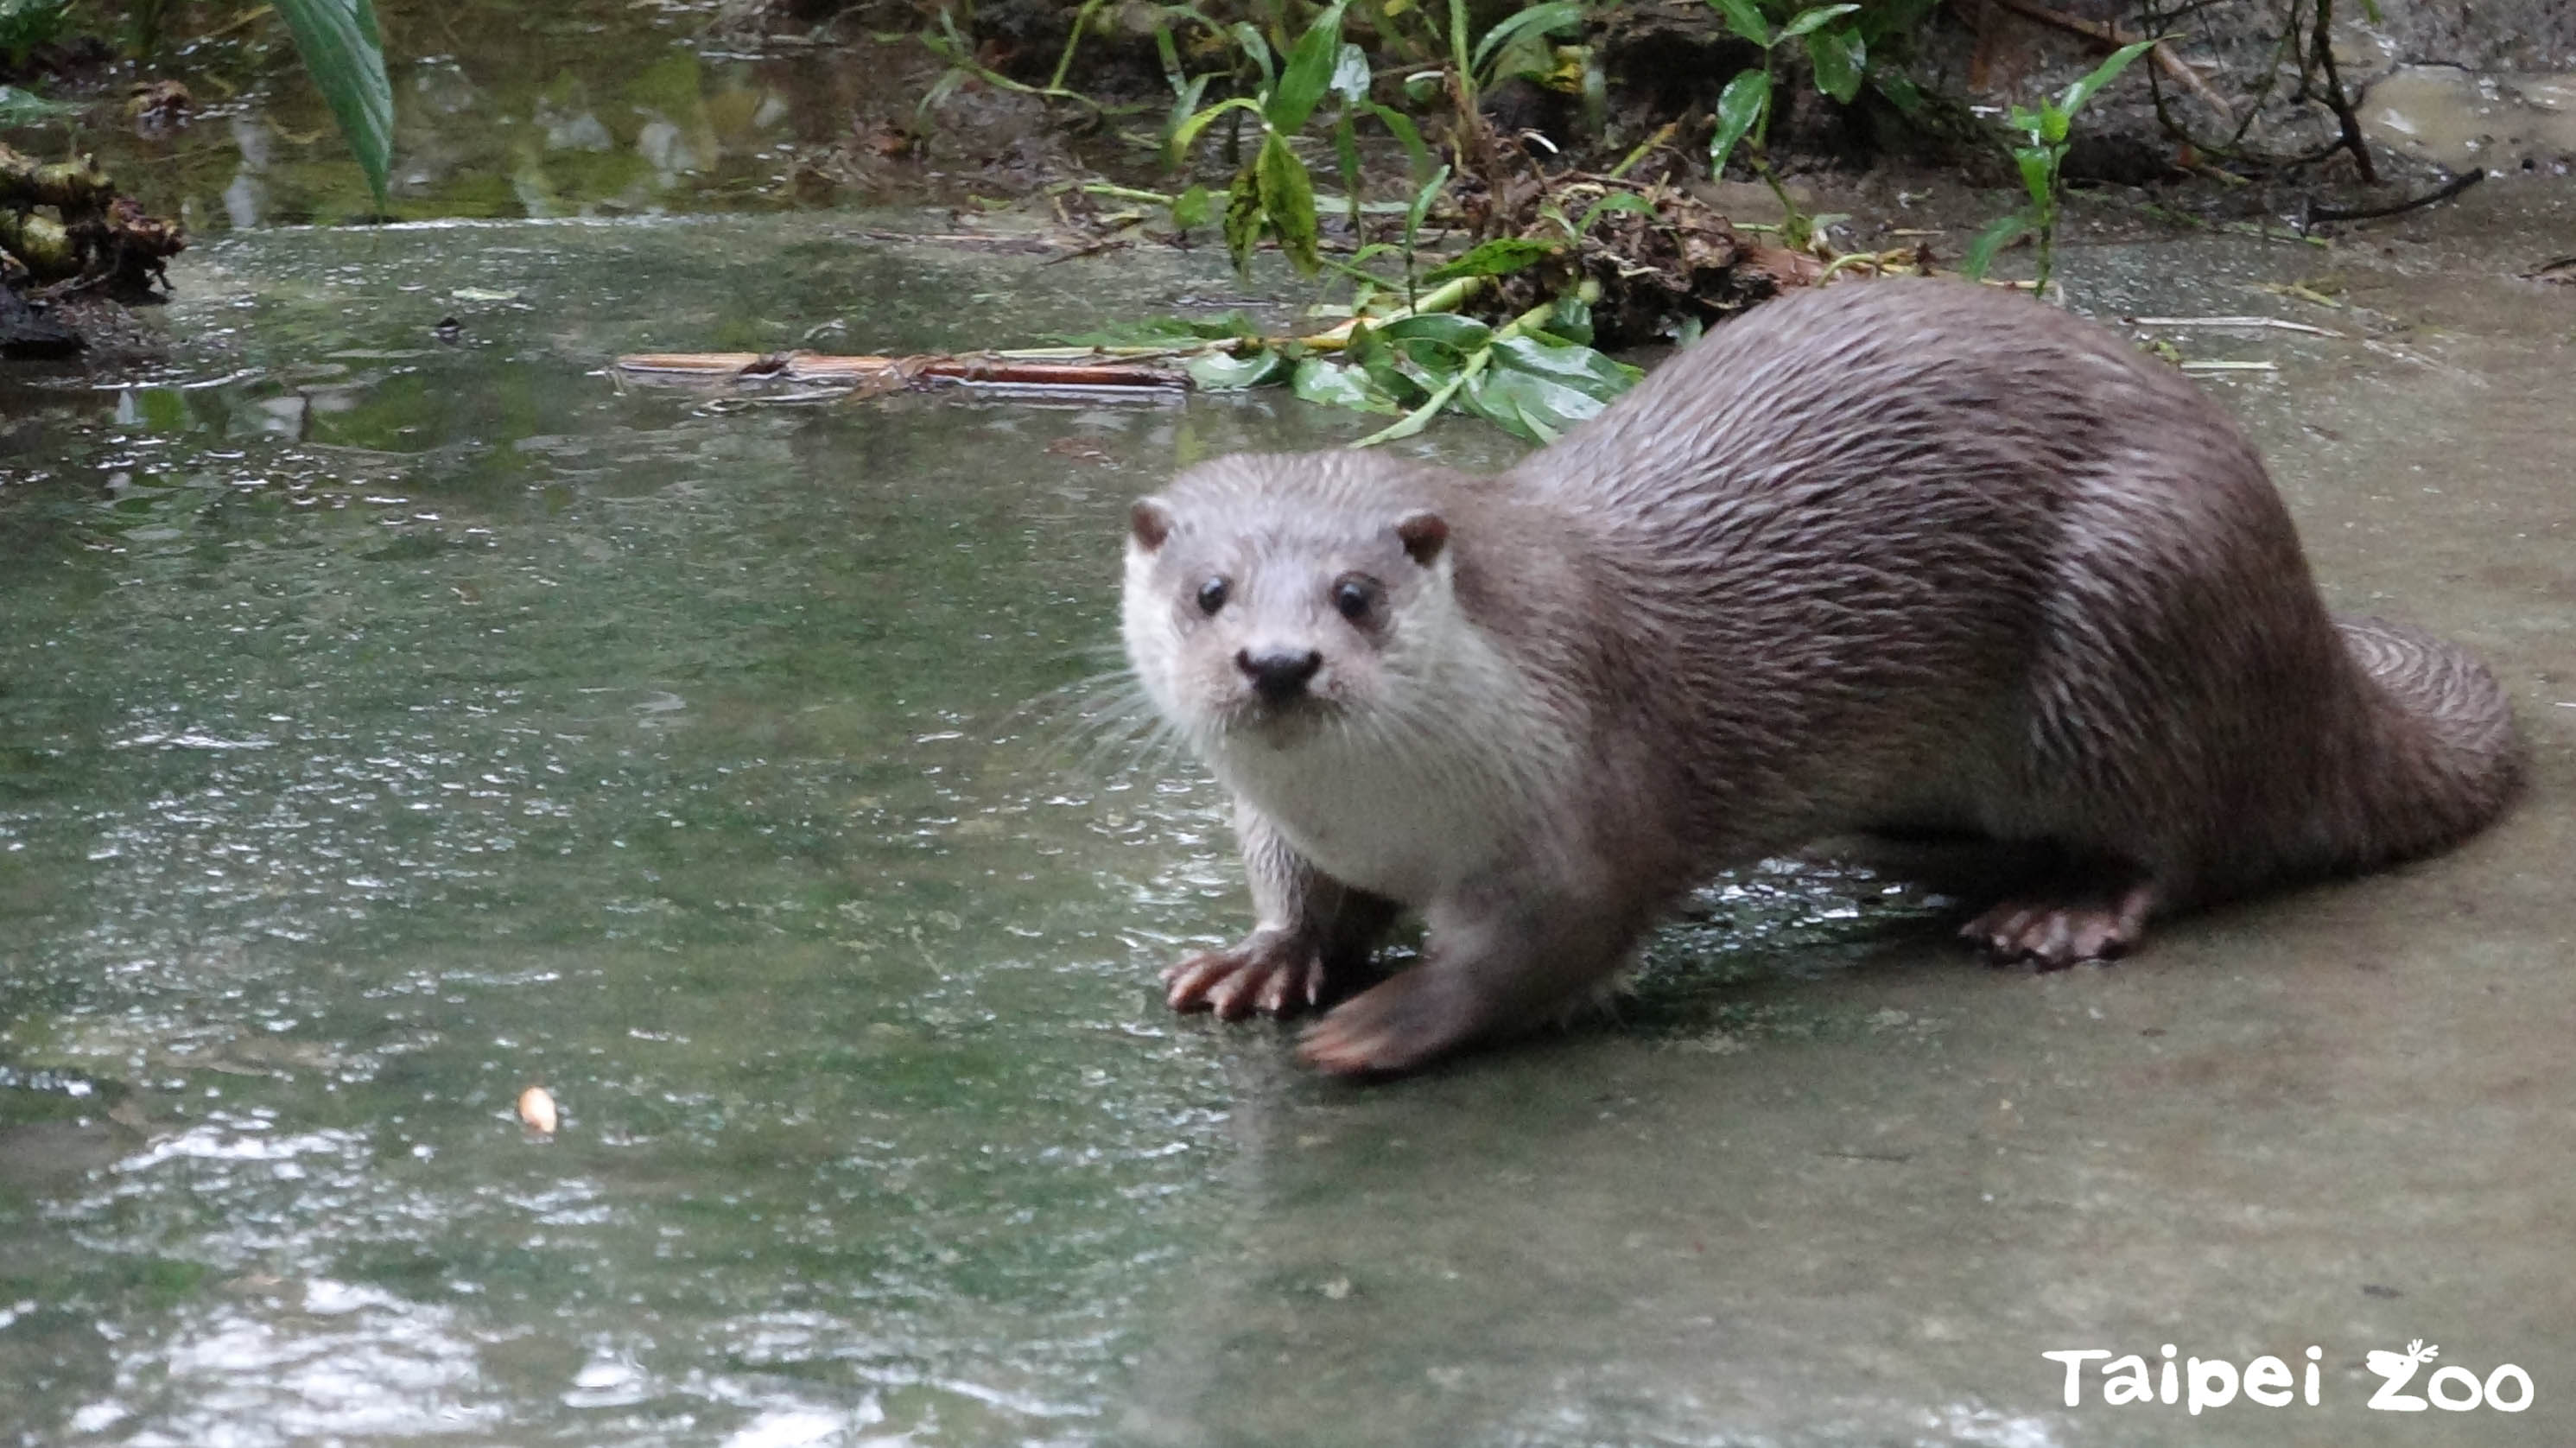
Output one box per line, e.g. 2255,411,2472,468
1236,646,1323,702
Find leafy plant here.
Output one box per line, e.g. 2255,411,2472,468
270,0,394,213
1960,38,2156,292
1178,281,1639,447
0,0,70,67
1164,0,1437,277
1432,0,1590,120
1704,0,1941,246
920,0,1116,118
1704,0,1856,248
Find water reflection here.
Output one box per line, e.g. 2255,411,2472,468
68,0,842,229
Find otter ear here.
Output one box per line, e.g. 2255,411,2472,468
1394,510,1448,567
1129,498,1174,551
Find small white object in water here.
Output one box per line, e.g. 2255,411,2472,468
518,1085,558,1135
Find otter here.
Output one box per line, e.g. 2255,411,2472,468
1119,277,2522,1076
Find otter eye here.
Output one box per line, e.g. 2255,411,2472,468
1195,577,1229,615
1331,576,1380,624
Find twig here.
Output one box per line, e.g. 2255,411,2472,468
612,278,1497,399
1978,0,2232,117
2300,168,2485,231
1607,121,1680,182
614,351,1191,390
2128,314,2346,336
2306,0,2376,182
853,229,1078,253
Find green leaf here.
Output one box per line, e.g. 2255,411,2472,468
0,0,70,64
1329,41,1373,104
917,65,968,118
1776,3,1860,42
1343,321,1435,404
1403,162,1452,247
1342,316,1392,368
1469,1,1584,79
1706,0,1773,48
1378,313,1492,382
1222,162,1266,277
1574,190,1658,235
1170,96,1265,161
2014,145,2054,206
1292,355,1403,414
1460,340,1640,441
1805,25,1864,104
1187,346,1293,390
1350,374,1469,448
1231,22,1275,85
1537,293,1596,346
1170,182,1214,231
1265,0,1348,135
1421,235,1559,284
1367,102,1436,184
2040,103,2070,144
270,0,395,213
1482,29,1558,87
1710,68,1770,176
1461,367,1572,441
1164,72,1211,157
1377,313,1494,352
1961,213,2030,280
1870,69,1923,114
2059,36,2156,117
1486,333,1640,402
1255,130,1321,274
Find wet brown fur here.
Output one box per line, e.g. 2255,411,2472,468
1122,278,2523,1076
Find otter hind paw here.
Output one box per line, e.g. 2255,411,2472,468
1962,880,2157,969
1298,971,1475,1077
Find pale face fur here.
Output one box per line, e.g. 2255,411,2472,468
1121,454,1567,906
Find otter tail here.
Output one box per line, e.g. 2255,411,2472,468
2325,617,2524,869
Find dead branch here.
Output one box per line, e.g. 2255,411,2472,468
1979,0,2235,118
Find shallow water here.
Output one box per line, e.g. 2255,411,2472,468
0,186,2572,1448
2359,65,2576,177
58,0,869,229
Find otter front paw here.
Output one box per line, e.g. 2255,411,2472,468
1963,879,2157,969
1162,930,1335,1019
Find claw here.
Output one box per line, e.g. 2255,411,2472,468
1296,970,1464,1077
1158,932,1333,1020
1964,879,2157,969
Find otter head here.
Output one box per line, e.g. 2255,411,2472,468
1120,453,1456,755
